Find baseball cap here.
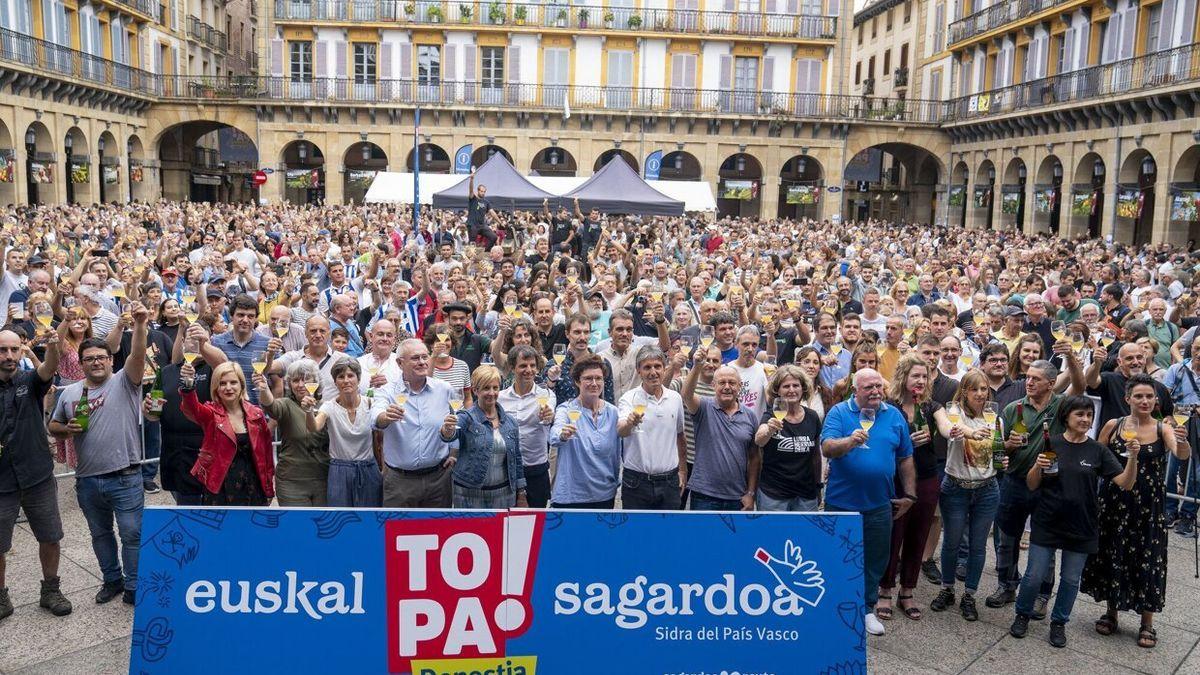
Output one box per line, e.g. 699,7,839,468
161,267,179,277
1004,306,1026,318
205,287,224,299
27,254,47,266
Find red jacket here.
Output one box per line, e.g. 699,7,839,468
180,389,276,498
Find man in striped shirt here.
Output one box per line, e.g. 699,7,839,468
669,343,722,509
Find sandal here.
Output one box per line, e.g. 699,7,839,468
898,594,922,621
1138,624,1158,649
1095,614,1118,636
875,594,894,620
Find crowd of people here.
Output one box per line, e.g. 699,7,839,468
0,190,1198,654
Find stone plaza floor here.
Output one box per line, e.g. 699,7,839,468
3,481,1200,674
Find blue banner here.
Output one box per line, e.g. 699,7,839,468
454,144,474,174
132,509,864,674
644,150,663,181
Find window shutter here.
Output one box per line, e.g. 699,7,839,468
787,0,798,11
315,40,327,78
685,53,696,87
335,40,347,78
399,43,412,79
762,55,774,90
380,42,391,78
1061,29,1074,72
1180,0,1198,50
1102,16,1117,63
765,0,777,12
718,53,732,89
809,59,822,92
1119,9,1136,58
445,43,456,80
723,0,733,10
508,44,521,81
828,0,839,15
795,59,808,91
464,44,476,103
1158,0,1176,48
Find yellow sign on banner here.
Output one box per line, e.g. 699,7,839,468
411,655,537,675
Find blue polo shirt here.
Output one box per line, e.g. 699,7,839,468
821,399,913,512
210,329,271,404
813,341,851,389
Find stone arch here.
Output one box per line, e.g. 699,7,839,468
659,150,702,181
23,121,57,205
530,146,577,177
96,129,118,203
127,134,150,202
843,142,945,225
472,144,513,168
1118,148,1157,245
975,158,996,230
407,143,451,173
594,148,638,173
999,156,1028,231
1168,145,1200,246
64,126,91,205
1070,152,1106,240
777,154,824,221
948,160,969,227
344,141,388,205
0,119,14,206
157,121,259,203
281,140,325,205
717,152,763,219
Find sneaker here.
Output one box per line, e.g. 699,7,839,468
0,587,12,622
122,589,136,605
921,559,941,584
1032,596,1049,621
1049,621,1067,648
95,580,124,604
986,587,1015,608
865,612,886,636
1166,514,1180,529
1176,520,1197,538
930,588,956,612
144,480,161,494
1010,614,1031,638
960,594,979,622
38,576,73,617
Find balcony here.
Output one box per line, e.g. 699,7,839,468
272,0,838,40
100,0,161,21
945,42,1200,122
893,67,908,88
154,76,943,122
948,0,1075,48
187,16,229,52
0,25,154,96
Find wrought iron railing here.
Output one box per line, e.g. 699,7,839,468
0,26,154,95
272,0,838,39
948,0,1071,46
115,0,161,19
187,16,229,51
946,42,1200,121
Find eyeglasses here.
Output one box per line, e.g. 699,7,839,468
81,354,111,363
985,356,1010,364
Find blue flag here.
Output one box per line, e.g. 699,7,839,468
454,144,473,174
644,149,663,180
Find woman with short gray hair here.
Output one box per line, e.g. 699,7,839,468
252,360,330,506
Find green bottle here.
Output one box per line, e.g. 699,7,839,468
991,417,1006,470
150,367,165,413
74,388,91,433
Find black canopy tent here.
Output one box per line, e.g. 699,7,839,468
562,156,686,216
431,154,560,211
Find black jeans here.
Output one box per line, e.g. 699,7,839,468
471,224,498,248
621,468,682,511
679,462,695,510
524,462,551,509
552,498,616,509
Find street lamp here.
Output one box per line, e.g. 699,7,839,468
25,128,35,147
735,155,746,172
1051,162,1063,184
361,143,371,163
673,153,682,170
1141,157,1156,177
1017,165,1026,184
987,167,996,183
424,145,433,163
797,157,807,174
298,142,308,163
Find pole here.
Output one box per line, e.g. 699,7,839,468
413,107,421,227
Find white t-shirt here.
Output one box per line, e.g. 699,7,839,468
319,397,376,462
0,270,28,325
357,351,402,395
730,360,768,417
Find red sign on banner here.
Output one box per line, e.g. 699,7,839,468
385,513,544,673
252,170,268,186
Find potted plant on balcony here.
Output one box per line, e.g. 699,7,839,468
456,4,469,21
578,8,588,27
488,1,504,23
555,7,567,26
403,2,415,17
603,10,613,27
514,4,526,24
626,13,642,28
428,5,443,21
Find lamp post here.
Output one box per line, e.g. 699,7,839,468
986,166,996,231
64,134,75,204
97,137,107,204
25,128,37,205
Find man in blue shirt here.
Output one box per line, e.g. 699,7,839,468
210,295,270,404
1163,341,1200,529
549,355,621,508
372,339,459,508
822,368,916,638
812,311,850,388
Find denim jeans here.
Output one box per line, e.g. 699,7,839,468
621,468,682,511
828,502,892,611
939,476,1000,593
690,492,744,512
75,472,144,591
1165,455,1199,520
995,473,1053,598
1016,543,1088,624
141,420,161,482
756,489,820,512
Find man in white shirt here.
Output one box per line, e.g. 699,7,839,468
618,345,686,510
596,307,670,399
223,232,263,278
0,247,29,326
357,319,401,396
858,287,888,337
729,325,768,417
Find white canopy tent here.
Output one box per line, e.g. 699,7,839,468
365,172,717,212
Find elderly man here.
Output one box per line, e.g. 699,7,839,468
729,325,769,416
1163,341,1200,533
1145,298,1179,369
357,319,400,395
270,315,343,400
597,307,670,399
618,346,686,510
821,368,916,637
1086,341,1173,431
372,338,459,508
328,293,365,357
258,305,306,353
681,358,760,512
1022,293,1054,354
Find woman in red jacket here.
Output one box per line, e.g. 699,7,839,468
180,361,275,506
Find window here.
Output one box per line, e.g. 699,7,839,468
607,49,634,107
289,40,312,81
886,8,893,30
871,16,877,37
929,68,942,99
543,47,569,106
857,24,863,44
883,49,891,73
353,43,376,83
933,3,945,52
481,46,504,88
904,0,911,22
855,61,861,84
868,55,875,80
899,43,908,69
1145,4,1161,53
800,0,821,14
733,55,758,90
417,44,440,84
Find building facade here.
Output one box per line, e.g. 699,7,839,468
0,0,1197,244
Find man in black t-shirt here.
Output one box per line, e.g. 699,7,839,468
544,199,576,253
466,171,496,248
1085,342,1174,431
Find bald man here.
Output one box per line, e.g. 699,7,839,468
821,368,917,637
681,362,760,512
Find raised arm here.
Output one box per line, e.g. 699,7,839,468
681,356,702,414
123,302,150,386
